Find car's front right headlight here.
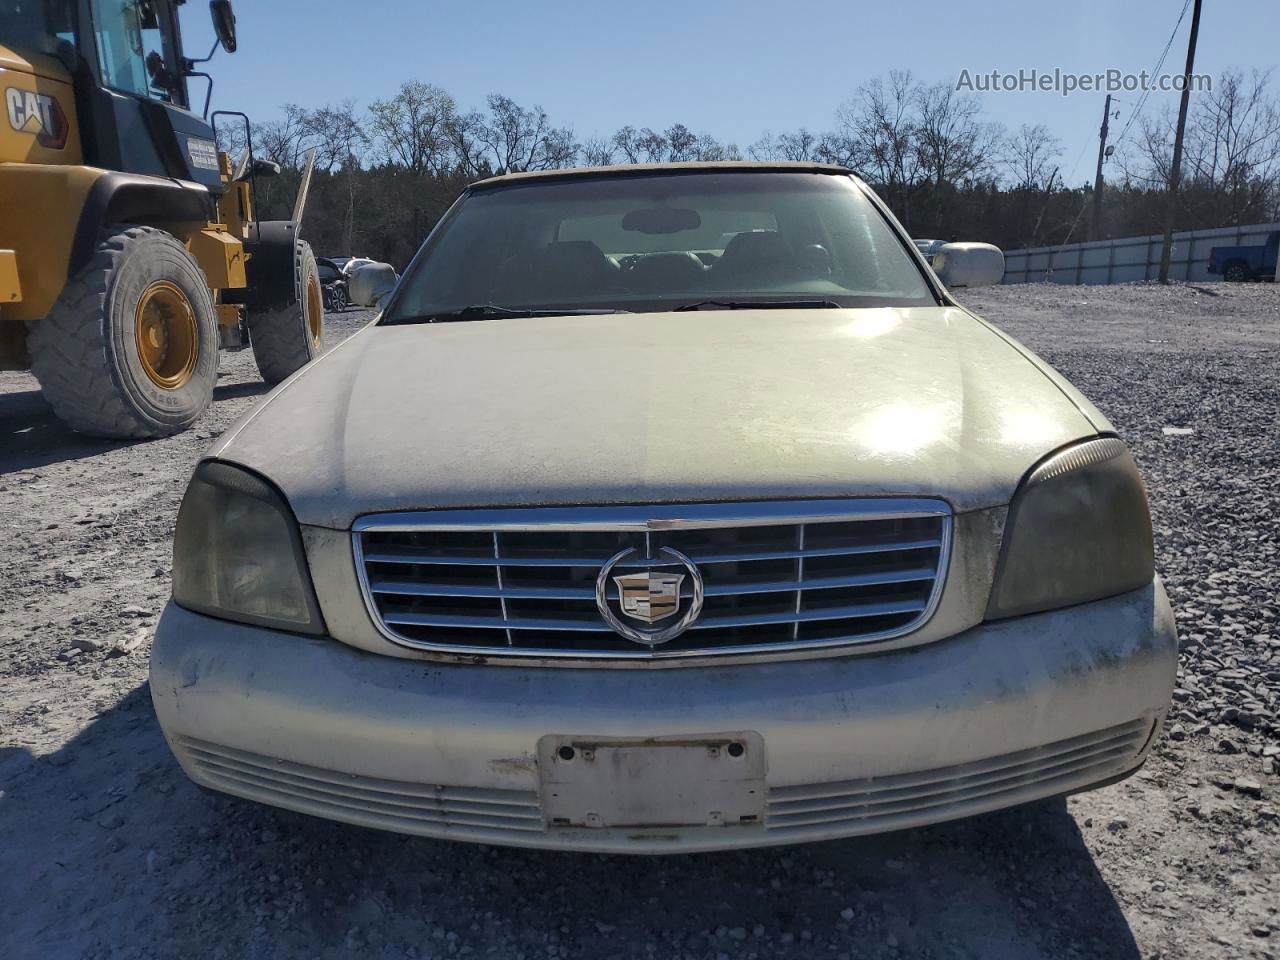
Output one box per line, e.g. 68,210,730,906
986,437,1155,620
172,460,325,634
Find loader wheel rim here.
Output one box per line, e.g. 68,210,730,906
306,274,323,346
134,281,198,389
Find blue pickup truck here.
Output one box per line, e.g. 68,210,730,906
1208,230,1279,281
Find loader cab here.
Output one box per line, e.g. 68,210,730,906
76,0,229,190
4,0,232,190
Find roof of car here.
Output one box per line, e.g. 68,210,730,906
468,161,858,191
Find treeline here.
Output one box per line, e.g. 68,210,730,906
219,68,1280,270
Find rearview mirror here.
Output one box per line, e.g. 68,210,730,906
621,207,701,235
932,242,1004,289
210,0,237,53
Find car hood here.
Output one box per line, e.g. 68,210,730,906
213,307,1107,529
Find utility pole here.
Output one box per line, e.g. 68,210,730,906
1090,94,1112,242
1158,0,1203,283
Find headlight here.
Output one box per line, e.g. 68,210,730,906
172,461,324,634
986,437,1154,620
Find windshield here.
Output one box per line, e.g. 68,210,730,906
385,172,937,321
4,0,77,58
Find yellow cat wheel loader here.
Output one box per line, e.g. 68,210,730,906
0,0,323,439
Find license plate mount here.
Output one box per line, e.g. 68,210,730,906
538,732,766,829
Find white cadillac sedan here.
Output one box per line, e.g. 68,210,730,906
151,163,1177,853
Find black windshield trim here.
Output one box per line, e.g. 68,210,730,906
381,305,631,326
379,297,933,326
673,299,844,312
468,162,857,193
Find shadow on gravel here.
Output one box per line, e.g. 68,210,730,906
0,388,131,475
0,744,37,783
212,381,271,402
0,378,265,475
2,682,1141,960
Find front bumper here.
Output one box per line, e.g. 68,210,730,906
150,579,1177,854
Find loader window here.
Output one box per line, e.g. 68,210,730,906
90,0,175,102
3,0,77,58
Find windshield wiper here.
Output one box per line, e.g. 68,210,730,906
383,304,629,325
672,299,844,312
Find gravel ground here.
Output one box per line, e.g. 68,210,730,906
1,284,1277,960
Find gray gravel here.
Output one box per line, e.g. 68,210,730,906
964,283,1280,757
1,284,1278,960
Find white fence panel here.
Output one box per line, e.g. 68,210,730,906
1002,222,1280,285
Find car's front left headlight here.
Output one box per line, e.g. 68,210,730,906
172,460,325,634
986,437,1154,620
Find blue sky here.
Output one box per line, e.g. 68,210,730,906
183,0,1277,186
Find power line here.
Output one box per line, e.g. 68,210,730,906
1111,0,1193,149
1118,0,1191,140
1061,136,1094,186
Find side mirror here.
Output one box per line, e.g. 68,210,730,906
210,0,237,53
933,242,1005,289
250,157,281,178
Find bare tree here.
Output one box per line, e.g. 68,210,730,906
609,125,644,164
303,101,366,250
458,95,579,174
610,126,670,163
1003,123,1063,191
664,123,699,162
695,133,741,161
839,71,920,218
778,129,819,161
747,130,782,161
247,75,1205,266
251,103,312,169
1129,68,1280,226
610,123,734,163
1182,68,1280,224
636,128,668,161
368,81,457,176
914,81,1001,188
304,100,366,172
807,133,858,169
444,109,488,177
749,129,822,161
581,135,615,166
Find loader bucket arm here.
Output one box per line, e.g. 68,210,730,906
292,149,317,233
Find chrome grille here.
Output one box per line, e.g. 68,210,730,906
354,499,951,659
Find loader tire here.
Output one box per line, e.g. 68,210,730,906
247,240,324,385
29,224,218,439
